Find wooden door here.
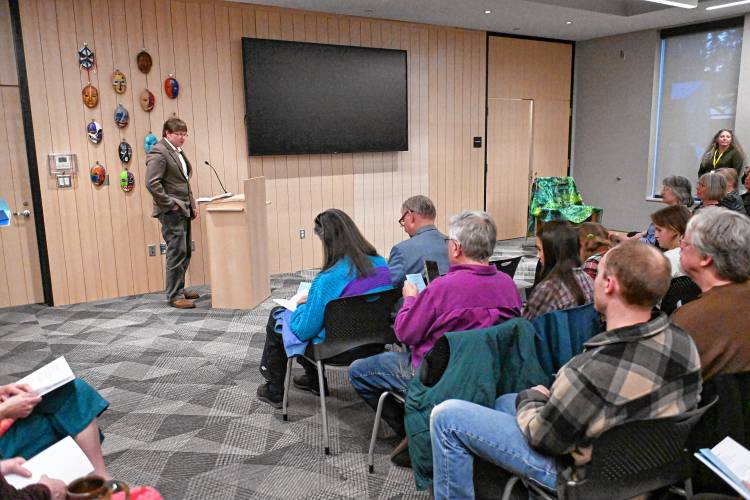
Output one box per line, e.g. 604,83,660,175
0,2,44,307
486,98,533,240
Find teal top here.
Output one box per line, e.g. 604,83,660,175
290,255,389,343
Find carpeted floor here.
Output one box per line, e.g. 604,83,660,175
0,271,428,499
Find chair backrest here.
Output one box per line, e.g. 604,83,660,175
424,260,441,283
311,287,401,361
420,335,451,387
660,276,701,315
560,398,717,500
490,256,522,279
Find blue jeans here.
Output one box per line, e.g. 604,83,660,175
348,351,415,436
431,393,557,500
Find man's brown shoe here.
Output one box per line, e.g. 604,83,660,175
170,298,195,309
183,290,199,300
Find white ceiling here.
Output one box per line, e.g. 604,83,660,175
232,0,750,41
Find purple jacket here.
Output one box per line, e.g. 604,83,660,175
395,263,523,368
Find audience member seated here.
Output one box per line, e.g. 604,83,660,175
256,209,392,408
0,379,109,479
672,207,750,380
716,167,747,215
576,222,612,280
387,195,450,286
611,176,693,246
524,221,594,320
348,211,522,465
650,205,691,277
693,172,726,214
429,241,702,500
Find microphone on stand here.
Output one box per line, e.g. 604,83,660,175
203,161,232,199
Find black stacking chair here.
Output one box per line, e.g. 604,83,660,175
281,287,401,455
367,335,451,472
660,276,702,315
501,399,717,500
491,256,523,279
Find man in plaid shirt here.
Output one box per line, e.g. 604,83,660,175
430,241,702,500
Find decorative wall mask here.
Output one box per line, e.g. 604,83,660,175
78,42,95,71
118,140,132,163
164,74,179,99
87,120,102,144
90,162,106,186
139,89,155,112
136,50,152,74
114,104,129,128
82,84,99,108
144,133,158,153
111,69,127,94
120,170,135,192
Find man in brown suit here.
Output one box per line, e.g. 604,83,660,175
146,117,198,309
672,206,750,379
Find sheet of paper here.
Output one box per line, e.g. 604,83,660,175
17,356,75,397
713,437,750,487
405,273,427,293
5,436,94,488
696,452,750,500
273,282,312,312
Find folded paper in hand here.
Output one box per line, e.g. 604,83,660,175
695,436,750,499
17,356,75,397
5,436,94,488
273,282,312,312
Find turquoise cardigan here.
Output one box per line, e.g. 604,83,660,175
290,255,389,343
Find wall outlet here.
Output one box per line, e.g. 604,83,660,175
299,229,305,239
191,240,196,251
159,243,167,255
147,244,157,257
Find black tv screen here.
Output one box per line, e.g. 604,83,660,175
242,38,408,156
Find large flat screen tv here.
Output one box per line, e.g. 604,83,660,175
242,38,408,156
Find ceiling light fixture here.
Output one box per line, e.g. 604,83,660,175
642,0,698,8
484,10,492,14
565,20,573,24
706,0,750,9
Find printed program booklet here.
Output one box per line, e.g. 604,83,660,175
17,356,75,397
5,436,94,488
273,282,312,312
695,436,750,499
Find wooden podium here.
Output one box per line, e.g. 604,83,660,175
203,177,270,309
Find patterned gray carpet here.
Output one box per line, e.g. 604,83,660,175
0,272,429,499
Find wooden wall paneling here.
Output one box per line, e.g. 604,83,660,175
39,0,88,304
417,27,428,199
21,0,68,306
349,19,365,247
437,29,448,231
155,0,178,119
326,17,344,213
427,27,437,228
109,0,149,295
456,30,468,216
0,88,25,306
306,14,323,266
486,98,532,240
370,21,385,255
531,99,571,179
474,32,486,210
0,0,17,86
184,0,212,284
123,0,163,293
215,5,239,197
2,88,43,303
337,18,354,219
84,0,134,299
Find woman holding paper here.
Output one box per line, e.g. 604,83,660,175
0,456,66,499
257,209,393,408
0,378,109,480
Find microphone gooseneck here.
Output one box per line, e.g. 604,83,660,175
204,161,229,194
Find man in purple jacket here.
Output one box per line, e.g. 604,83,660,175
348,210,522,465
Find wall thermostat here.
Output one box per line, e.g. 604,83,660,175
48,153,77,176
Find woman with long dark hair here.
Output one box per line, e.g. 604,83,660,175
524,221,594,320
698,129,746,178
257,209,392,408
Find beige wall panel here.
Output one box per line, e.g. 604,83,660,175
19,0,485,304
532,99,571,179
488,37,572,101
0,0,17,86
487,99,533,240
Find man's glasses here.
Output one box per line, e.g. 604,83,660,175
398,210,413,227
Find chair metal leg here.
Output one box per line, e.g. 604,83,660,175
684,477,693,499
317,360,330,455
282,358,293,421
501,476,520,500
368,391,391,473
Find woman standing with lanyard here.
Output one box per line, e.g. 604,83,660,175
698,129,746,178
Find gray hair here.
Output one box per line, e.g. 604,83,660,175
662,175,694,207
448,210,497,261
698,172,727,202
401,195,436,220
687,206,750,283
